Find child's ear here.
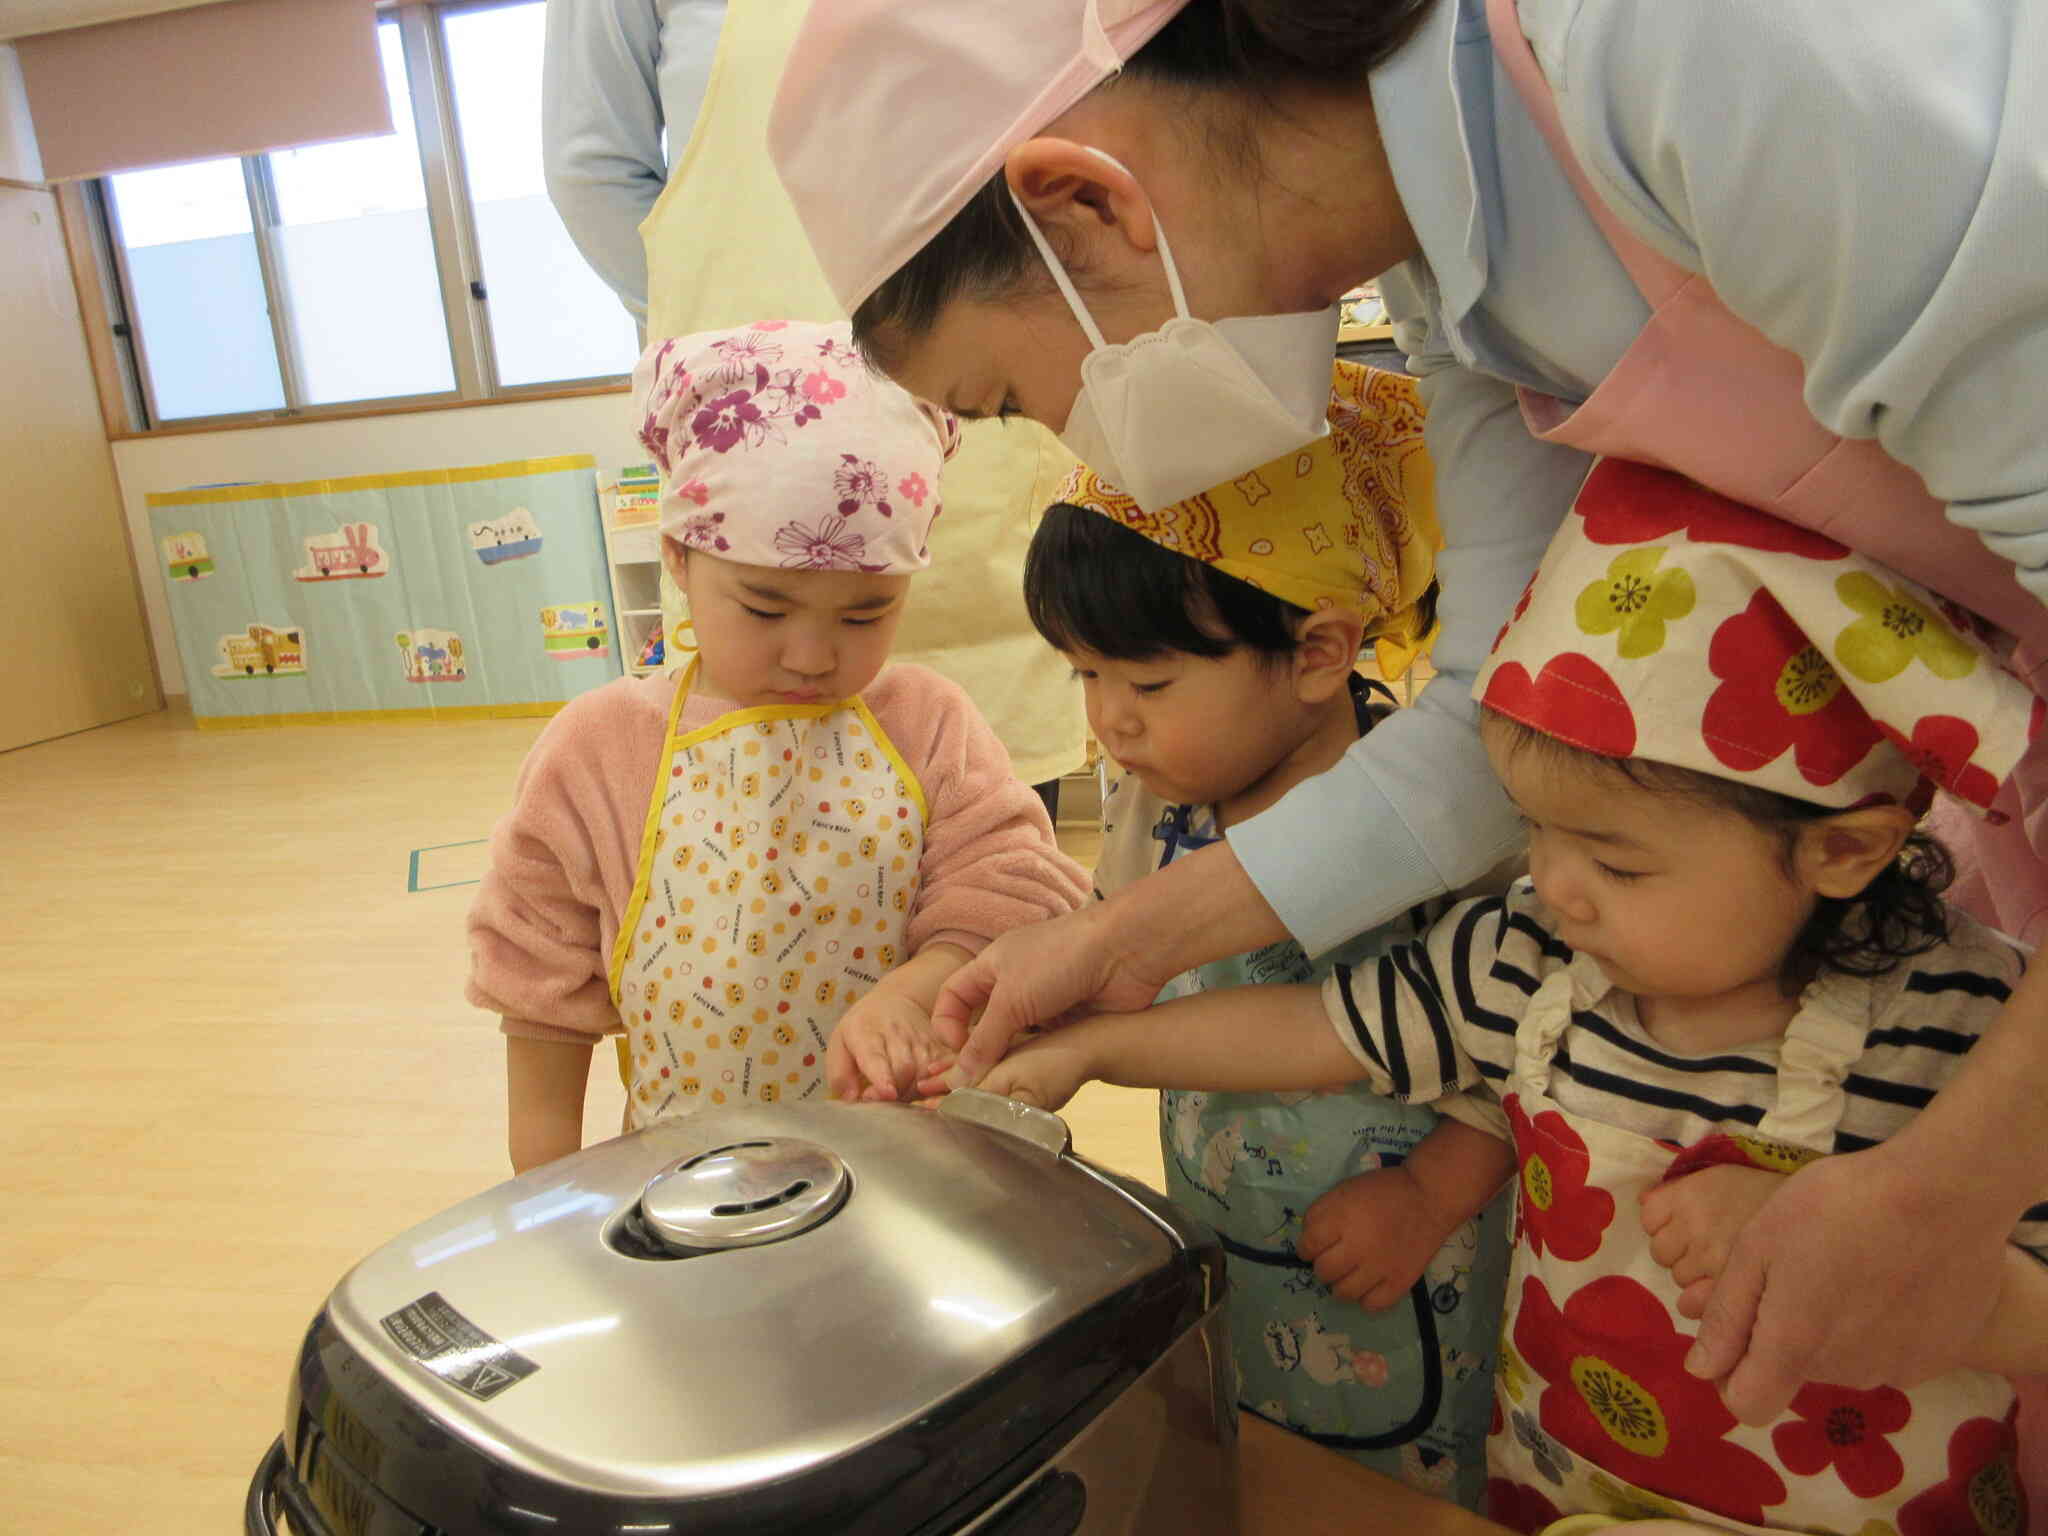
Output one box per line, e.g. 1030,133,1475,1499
662,537,691,592
1793,804,1916,899
1291,607,1368,702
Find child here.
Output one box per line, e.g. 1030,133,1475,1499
968,461,2048,1535
1012,359,1515,1509
468,320,1089,1172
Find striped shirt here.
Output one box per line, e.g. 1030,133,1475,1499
1321,882,2048,1261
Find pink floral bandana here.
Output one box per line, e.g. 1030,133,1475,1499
1474,460,2041,816
633,320,960,574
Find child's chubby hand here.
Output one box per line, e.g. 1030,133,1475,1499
827,993,956,1103
1300,1168,1449,1311
1640,1165,1784,1319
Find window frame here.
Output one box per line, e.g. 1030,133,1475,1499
86,0,634,436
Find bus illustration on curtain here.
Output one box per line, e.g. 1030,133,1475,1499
295,522,390,581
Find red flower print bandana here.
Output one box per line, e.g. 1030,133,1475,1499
633,321,960,574
1475,460,2036,815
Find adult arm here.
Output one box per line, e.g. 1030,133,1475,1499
1536,0,2048,596
972,892,1513,1110
1231,356,1584,955
1961,1246,2048,1378
1531,0,2048,1418
935,361,1583,1075
1689,998,2048,1417
542,0,722,319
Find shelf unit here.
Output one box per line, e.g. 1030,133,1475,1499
600,466,666,676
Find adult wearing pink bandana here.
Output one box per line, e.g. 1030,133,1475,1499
766,0,2048,1458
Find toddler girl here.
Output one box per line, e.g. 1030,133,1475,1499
469,320,1088,1171
1015,359,1514,1508
971,461,2048,1535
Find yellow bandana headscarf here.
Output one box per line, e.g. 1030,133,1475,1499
1053,361,1441,677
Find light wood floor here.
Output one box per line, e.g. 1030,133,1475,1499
0,707,1159,1535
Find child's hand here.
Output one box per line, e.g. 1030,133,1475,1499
1641,1165,1784,1319
961,1029,1093,1112
1300,1167,1451,1311
827,994,955,1102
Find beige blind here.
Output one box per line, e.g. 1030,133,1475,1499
16,0,387,182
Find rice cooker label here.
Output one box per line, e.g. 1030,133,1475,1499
380,1292,539,1401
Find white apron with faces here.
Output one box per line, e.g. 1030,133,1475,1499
610,665,926,1123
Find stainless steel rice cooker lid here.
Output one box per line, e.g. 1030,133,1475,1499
304,1093,1221,1531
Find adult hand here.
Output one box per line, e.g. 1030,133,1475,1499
930,902,1175,1088
1686,1142,2007,1423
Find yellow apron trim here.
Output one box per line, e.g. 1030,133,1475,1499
852,693,929,828
146,454,597,508
668,696,846,754
608,668,696,1010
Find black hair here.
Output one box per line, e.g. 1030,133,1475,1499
1024,500,1307,662
1122,0,1436,91
852,0,1436,368
1481,711,1953,992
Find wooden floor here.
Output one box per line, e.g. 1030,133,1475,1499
0,706,1159,1535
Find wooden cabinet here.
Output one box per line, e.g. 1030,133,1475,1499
0,183,160,749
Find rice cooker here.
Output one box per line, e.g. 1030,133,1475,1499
246,1090,1237,1534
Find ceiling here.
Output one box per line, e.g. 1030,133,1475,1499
1,1,218,42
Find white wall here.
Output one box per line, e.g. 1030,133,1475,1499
110,390,646,693
0,42,43,180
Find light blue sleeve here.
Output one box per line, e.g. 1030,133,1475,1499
540,0,673,319
1532,0,2048,605
1229,281,1589,957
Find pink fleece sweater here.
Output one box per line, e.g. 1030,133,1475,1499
468,665,1089,1043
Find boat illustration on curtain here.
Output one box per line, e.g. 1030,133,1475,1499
470,508,543,565
294,522,389,581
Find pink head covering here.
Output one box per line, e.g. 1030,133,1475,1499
633,320,960,575
768,0,1189,314
1474,460,2039,817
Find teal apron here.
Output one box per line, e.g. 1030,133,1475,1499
1151,683,1511,1508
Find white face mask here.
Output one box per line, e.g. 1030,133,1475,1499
1009,154,1338,514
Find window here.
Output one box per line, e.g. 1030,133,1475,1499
97,2,638,429
441,2,638,388
262,22,456,406
107,158,286,421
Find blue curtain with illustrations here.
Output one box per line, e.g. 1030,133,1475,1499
148,455,621,725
